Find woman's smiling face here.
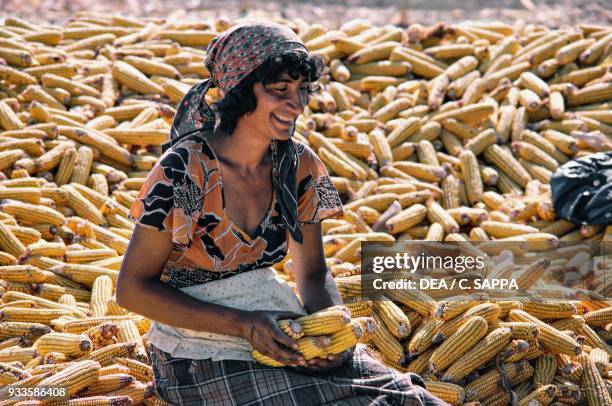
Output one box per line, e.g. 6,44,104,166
240,73,310,141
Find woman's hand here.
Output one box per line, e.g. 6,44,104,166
239,310,307,368
293,347,354,375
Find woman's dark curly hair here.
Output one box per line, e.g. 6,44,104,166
212,51,325,136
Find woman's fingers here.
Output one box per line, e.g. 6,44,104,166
305,349,352,370
265,340,304,365
263,324,304,364
254,331,303,366
272,339,302,361
268,319,300,348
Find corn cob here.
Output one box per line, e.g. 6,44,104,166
517,384,557,406
495,322,540,342
84,322,119,350
554,379,582,405
577,352,612,406
368,313,404,365
34,360,101,398
389,48,444,79
90,275,113,318
3,291,86,319
0,222,27,258
0,200,65,226
550,315,585,333
0,346,38,364
385,203,427,234
113,356,153,383
434,298,480,321
374,298,411,339
346,41,399,64
426,200,460,234
293,335,330,360
0,307,72,324
398,190,434,208
442,327,512,383
425,222,445,241
464,360,533,401
534,354,557,388
65,248,117,264
107,380,156,403
556,353,583,383
508,310,582,356
100,364,131,377
323,319,365,355
66,146,94,186
483,144,531,188
385,287,437,319
440,174,461,210
26,241,66,258
295,308,351,336
407,318,444,357
0,100,25,131
367,128,393,167
251,350,285,367
424,381,465,406
58,316,140,334
78,372,135,397
391,161,446,182
579,324,612,354
345,300,373,318
109,60,165,95
428,315,488,373
458,150,484,204
35,283,91,303
49,264,118,289
521,301,577,320
0,361,31,385
77,342,136,368
34,332,92,358
583,307,612,327
115,319,147,363
277,319,303,340
587,347,608,376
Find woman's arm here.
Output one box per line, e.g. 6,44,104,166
116,224,248,335
288,222,344,314
289,222,354,373
116,225,305,365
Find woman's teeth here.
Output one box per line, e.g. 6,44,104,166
273,113,293,124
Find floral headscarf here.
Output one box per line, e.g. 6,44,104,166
162,20,309,244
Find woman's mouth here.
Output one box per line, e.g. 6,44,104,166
272,112,294,126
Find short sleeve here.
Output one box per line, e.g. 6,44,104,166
295,142,345,225
128,143,205,247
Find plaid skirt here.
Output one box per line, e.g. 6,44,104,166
150,343,449,406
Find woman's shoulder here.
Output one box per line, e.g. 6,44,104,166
293,139,315,157
293,139,323,173
293,139,334,191
142,137,218,198
155,138,216,173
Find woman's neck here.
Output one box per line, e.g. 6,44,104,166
210,126,271,175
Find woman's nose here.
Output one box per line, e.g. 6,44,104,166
288,89,306,112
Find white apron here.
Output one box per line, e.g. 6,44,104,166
146,267,306,361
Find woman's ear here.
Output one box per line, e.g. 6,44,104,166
218,89,225,98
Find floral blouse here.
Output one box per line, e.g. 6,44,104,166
128,135,345,288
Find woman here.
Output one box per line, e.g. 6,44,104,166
117,20,448,406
